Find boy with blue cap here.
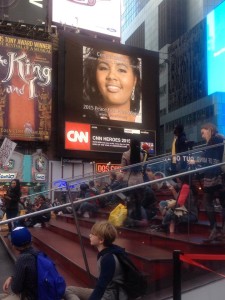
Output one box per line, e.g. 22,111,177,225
0,227,38,300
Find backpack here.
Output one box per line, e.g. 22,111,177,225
35,252,66,300
115,252,148,299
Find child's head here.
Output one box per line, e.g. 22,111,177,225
11,226,32,250
90,221,117,247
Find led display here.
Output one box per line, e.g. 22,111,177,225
52,0,121,38
207,1,225,95
57,32,159,161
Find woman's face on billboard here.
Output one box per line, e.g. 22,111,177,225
96,51,137,109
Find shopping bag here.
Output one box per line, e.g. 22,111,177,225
174,205,188,217
166,199,176,208
108,204,127,227
0,213,8,232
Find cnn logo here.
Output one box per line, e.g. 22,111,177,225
65,122,91,151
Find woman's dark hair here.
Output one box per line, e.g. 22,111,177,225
38,194,46,201
110,171,117,181
10,179,21,197
130,139,141,165
83,48,142,114
174,124,184,135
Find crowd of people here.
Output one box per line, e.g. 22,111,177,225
0,183,52,233
1,122,222,241
70,122,225,243
1,122,225,298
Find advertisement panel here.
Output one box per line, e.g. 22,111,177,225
0,33,52,141
207,0,225,95
58,33,158,160
65,122,155,153
0,0,47,25
52,0,121,38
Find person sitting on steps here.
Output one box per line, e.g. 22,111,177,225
155,174,198,234
25,194,51,228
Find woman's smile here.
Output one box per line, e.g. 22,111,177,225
96,51,137,107
106,84,121,92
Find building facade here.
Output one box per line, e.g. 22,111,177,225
121,0,225,153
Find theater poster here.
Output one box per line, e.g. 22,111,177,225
0,34,52,141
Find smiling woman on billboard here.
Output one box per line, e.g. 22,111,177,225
83,48,142,123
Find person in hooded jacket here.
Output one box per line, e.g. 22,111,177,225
64,221,128,300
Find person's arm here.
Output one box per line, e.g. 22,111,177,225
121,152,127,168
168,185,178,199
176,184,190,207
89,254,116,300
10,257,27,294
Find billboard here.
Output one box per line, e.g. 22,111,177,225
0,0,47,25
52,0,121,39
58,32,158,160
65,122,155,153
207,0,225,95
0,33,52,141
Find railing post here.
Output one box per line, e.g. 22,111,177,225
65,181,93,282
173,250,182,300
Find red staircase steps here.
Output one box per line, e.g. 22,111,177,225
30,227,97,287
56,213,225,253
30,214,225,295
34,219,174,289
0,231,91,288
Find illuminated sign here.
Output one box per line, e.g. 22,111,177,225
0,33,52,141
35,173,46,181
207,1,225,95
52,0,121,38
0,172,17,180
65,122,91,150
58,33,158,158
65,122,155,153
96,163,120,173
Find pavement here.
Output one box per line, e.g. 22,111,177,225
0,235,14,289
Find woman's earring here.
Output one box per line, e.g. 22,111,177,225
131,87,135,101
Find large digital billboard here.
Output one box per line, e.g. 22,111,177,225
207,0,225,95
52,0,121,39
0,33,52,141
0,0,47,25
57,32,158,161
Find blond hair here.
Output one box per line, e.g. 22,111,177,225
90,221,117,246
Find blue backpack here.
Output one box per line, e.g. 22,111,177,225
35,252,66,300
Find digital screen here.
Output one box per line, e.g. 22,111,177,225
207,1,225,95
58,32,159,160
52,0,121,38
65,122,155,153
0,33,52,141
0,0,47,25
82,46,142,123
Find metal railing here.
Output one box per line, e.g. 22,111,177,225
1,142,225,286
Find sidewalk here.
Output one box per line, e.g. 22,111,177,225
0,237,14,289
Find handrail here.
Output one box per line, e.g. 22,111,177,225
1,157,225,289
1,159,225,227
62,142,225,186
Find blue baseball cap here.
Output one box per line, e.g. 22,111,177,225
11,227,32,247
